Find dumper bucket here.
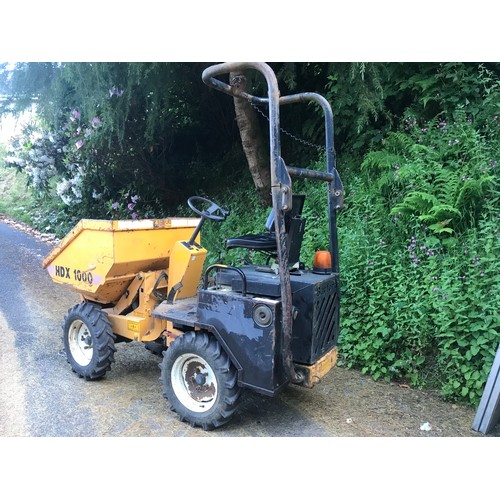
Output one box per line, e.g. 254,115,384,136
43,218,200,304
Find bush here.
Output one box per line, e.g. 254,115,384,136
336,111,499,406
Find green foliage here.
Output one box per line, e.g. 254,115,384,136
431,217,500,404
1,62,244,222
325,63,393,152
2,61,500,407
367,112,499,237
199,179,272,268
0,160,37,224
335,107,499,405
398,63,500,128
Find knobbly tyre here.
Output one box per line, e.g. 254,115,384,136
43,62,344,431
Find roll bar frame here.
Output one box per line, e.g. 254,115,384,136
202,62,343,383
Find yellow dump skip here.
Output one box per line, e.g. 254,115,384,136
43,218,200,304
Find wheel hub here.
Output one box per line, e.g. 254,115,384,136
68,319,93,366
171,353,218,412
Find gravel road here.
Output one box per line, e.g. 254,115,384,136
1,217,498,438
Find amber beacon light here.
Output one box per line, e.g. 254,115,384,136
312,250,333,274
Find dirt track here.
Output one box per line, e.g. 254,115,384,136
0,216,498,438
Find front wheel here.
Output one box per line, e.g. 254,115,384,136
63,302,116,380
161,331,241,430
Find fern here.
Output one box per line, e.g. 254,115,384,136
391,191,440,215
428,221,454,234
361,150,401,174
428,204,462,220
391,193,463,235
384,131,414,153
454,175,495,210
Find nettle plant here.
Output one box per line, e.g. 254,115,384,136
337,109,499,404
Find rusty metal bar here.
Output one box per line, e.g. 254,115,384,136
202,62,303,384
287,166,334,182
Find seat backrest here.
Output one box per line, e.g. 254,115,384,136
265,194,306,233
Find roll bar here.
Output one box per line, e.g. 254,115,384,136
202,62,344,384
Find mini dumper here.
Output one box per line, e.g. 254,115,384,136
43,62,344,430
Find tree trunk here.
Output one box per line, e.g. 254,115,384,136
230,72,271,207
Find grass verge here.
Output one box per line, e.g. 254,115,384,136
0,165,36,224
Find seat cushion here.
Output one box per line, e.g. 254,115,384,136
226,233,277,251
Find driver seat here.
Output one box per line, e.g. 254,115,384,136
226,194,306,264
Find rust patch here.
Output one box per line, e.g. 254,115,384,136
184,360,216,403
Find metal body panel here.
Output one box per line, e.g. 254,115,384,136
43,218,200,304
197,290,287,395
216,266,340,364
153,291,288,396
168,240,207,299
153,297,198,328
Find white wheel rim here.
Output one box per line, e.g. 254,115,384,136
68,319,93,366
171,353,218,413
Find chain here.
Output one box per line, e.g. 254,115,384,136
250,101,327,153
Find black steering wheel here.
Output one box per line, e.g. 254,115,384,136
187,196,230,222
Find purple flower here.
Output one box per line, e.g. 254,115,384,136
112,201,119,210
480,272,484,277
70,109,80,122
91,116,102,128
75,140,84,150
131,194,140,203
433,287,439,292
127,202,135,211
131,212,138,219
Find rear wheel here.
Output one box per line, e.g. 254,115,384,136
63,302,116,380
161,331,241,430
